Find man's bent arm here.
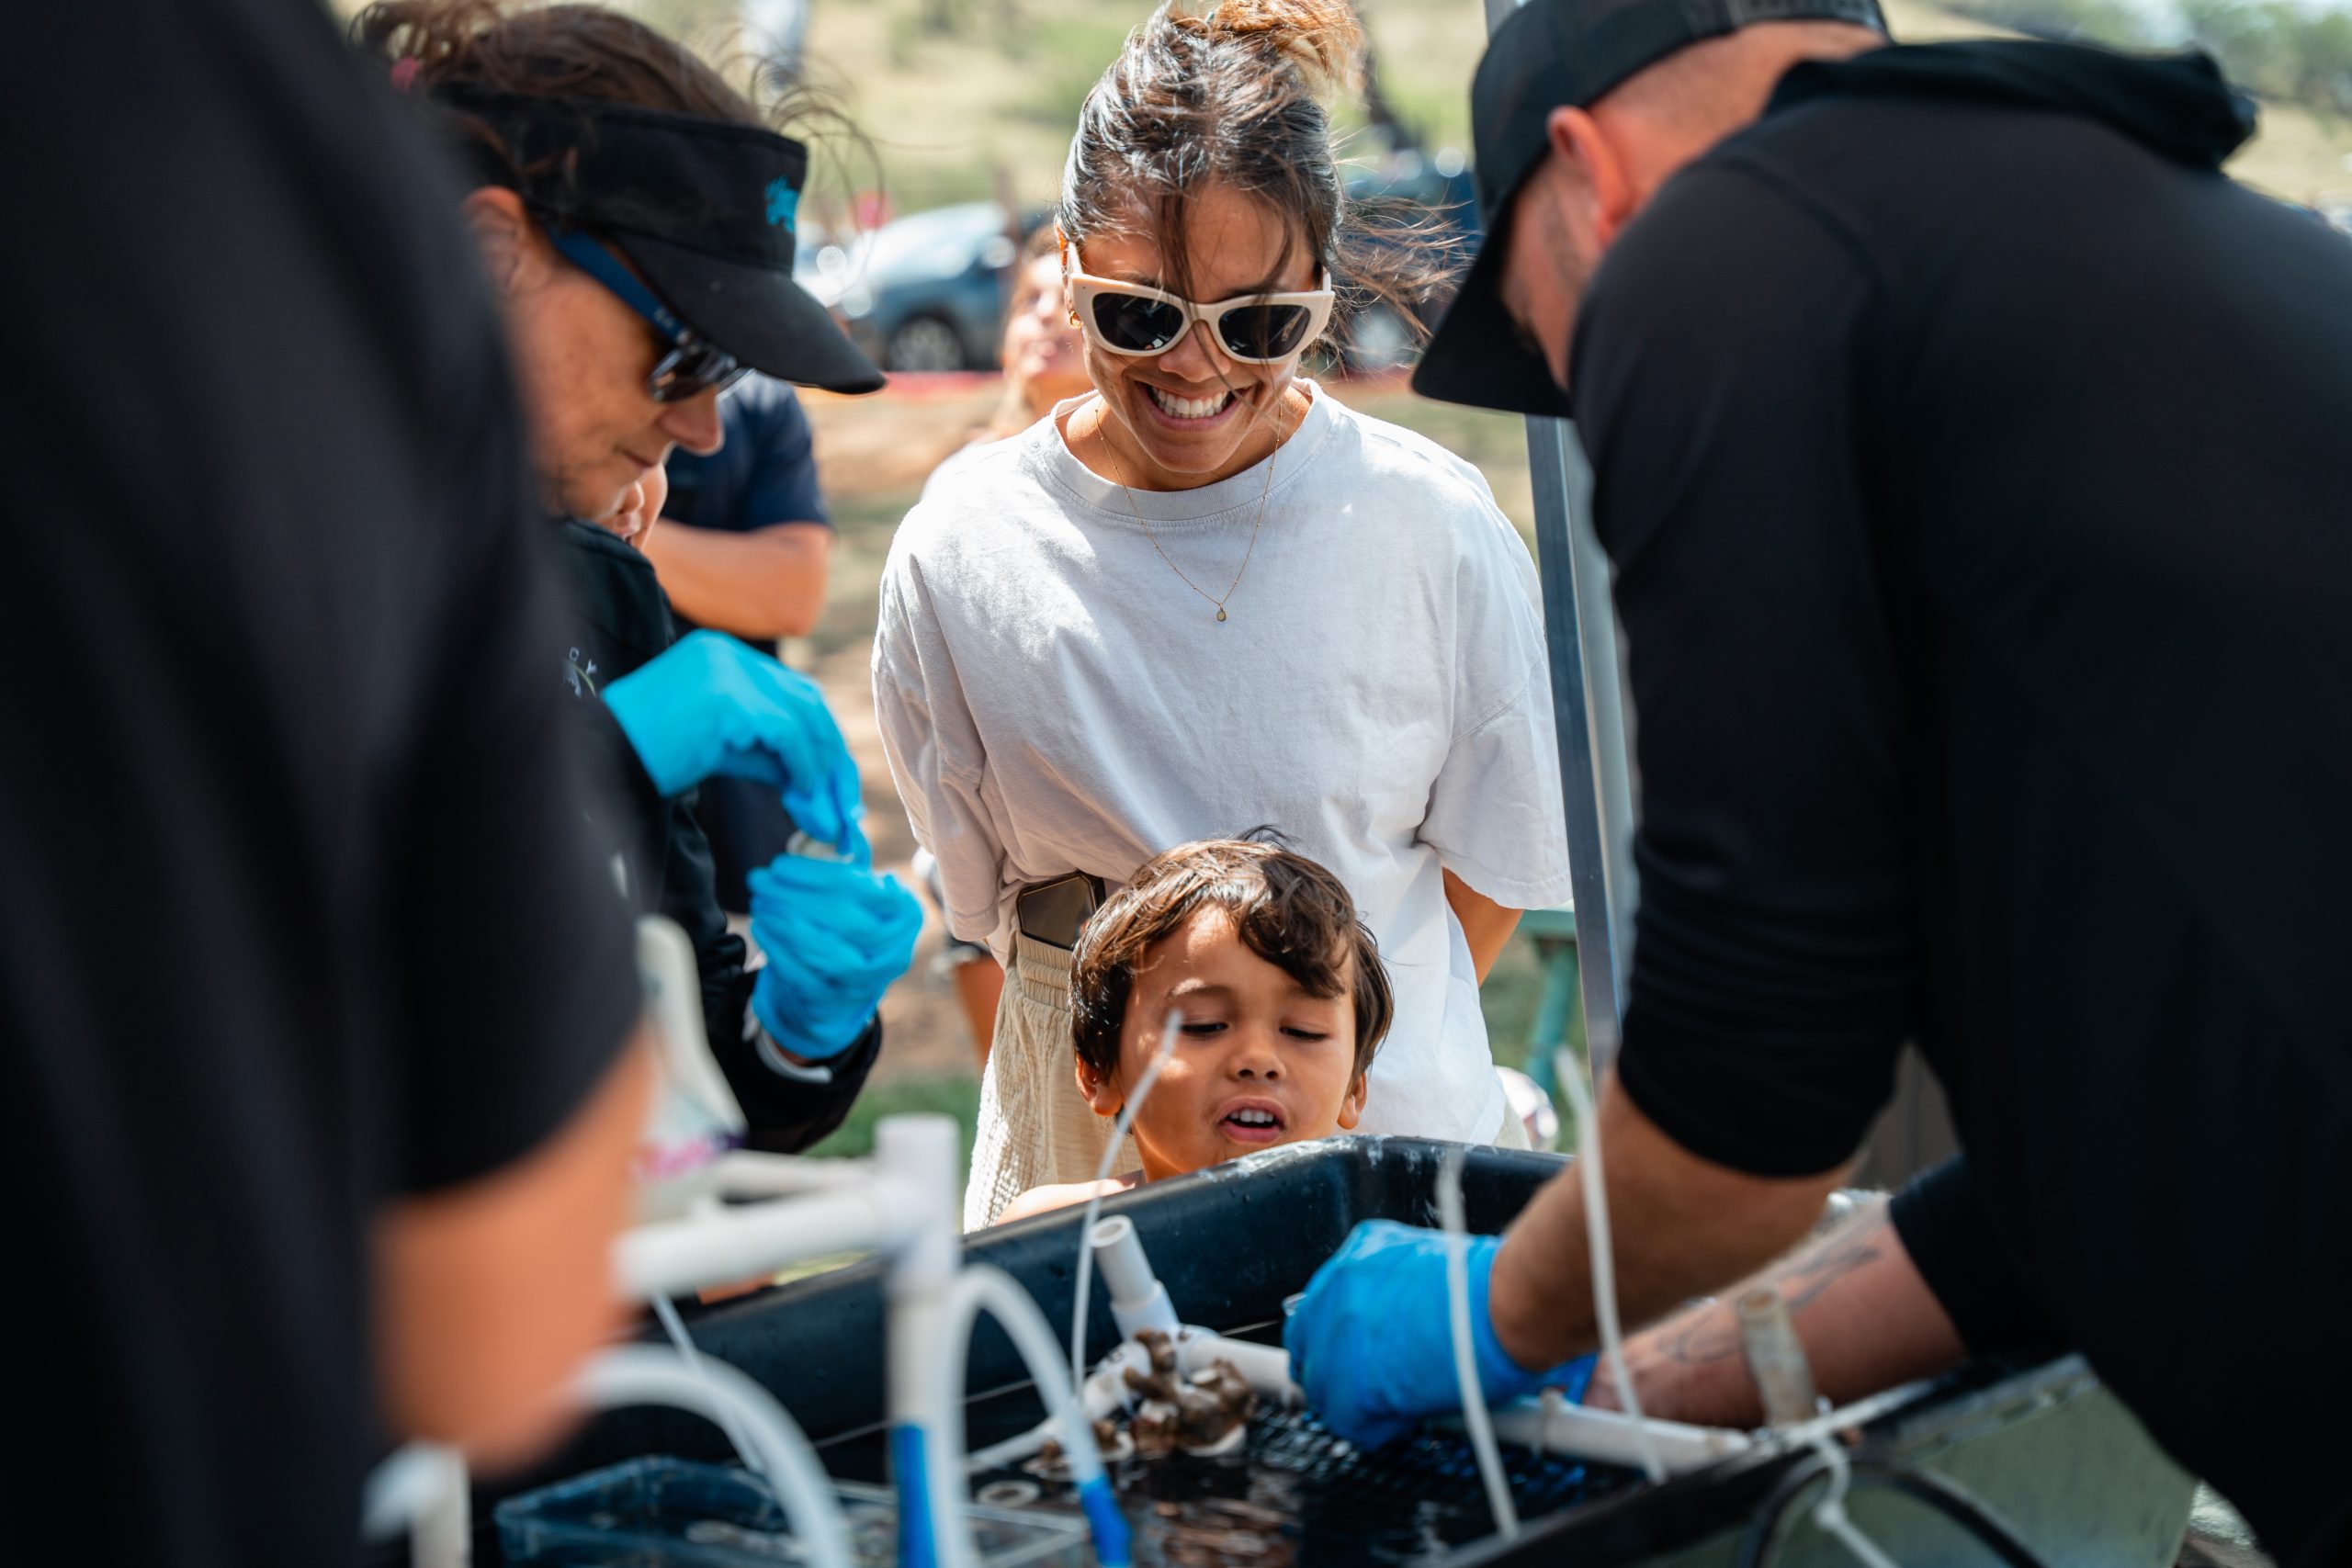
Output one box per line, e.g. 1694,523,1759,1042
1487,1074,1851,1371
643,520,832,640
1584,1194,1967,1427
374,1028,654,1471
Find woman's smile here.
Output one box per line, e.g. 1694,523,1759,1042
1139,381,1243,427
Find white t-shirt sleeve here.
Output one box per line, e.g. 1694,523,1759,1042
1419,489,1577,912
873,524,1005,945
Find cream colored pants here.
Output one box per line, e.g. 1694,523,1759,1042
964,933,1141,1230
962,935,1531,1227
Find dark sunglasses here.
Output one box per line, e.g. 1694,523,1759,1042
549,230,749,403
1064,266,1335,365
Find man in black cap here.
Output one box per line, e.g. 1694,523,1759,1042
1286,2,2352,1557
371,4,924,1151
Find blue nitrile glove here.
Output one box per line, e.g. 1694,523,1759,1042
603,630,865,855
1285,1219,1596,1450
746,853,923,1061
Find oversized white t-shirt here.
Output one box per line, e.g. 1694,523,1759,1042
872,384,1574,1141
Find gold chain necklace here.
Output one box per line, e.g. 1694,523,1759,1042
1105,434,1274,624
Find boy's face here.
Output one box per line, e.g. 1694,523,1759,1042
1080,907,1367,1179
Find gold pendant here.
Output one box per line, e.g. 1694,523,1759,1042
1216,607,1227,622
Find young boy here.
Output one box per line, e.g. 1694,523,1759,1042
996,837,1394,1222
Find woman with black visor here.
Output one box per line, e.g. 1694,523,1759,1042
361,0,921,1149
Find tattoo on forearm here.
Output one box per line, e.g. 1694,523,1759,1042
1655,1204,1892,1368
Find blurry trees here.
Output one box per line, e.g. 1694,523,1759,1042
1935,0,2352,120
2179,0,2352,118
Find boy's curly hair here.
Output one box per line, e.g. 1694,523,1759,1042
1070,831,1392,1083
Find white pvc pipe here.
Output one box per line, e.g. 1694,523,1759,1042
576,1345,853,1568
1069,1013,1183,1385
878,1114,969,1568
616,1181,923,1300
711,1149,876,1198
965,1325,1297,1474
1181,1331,1297,1404
1482,1392,1750,1475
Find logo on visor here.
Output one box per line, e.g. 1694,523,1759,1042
765,178,798,231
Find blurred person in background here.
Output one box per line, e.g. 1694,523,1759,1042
922,222,1094,499
655,372,836,913
364,0,922,1152
876,0,1573,1229
4,0,652,1560
912,221,1093,1067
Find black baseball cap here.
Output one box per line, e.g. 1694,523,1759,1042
430,88,886,396
1412,0,1887,417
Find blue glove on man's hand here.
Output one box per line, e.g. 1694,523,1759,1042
604,630,865,855
746,852,923,1061
1285,1219,1596,1450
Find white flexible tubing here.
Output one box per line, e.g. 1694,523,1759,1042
1437,1146,1521,1540
934,1266,1125,1568
1068,1011,1184,1386
576,1344,852,1568
1480,1392,1748,1473
1555,1050,1668,1483
651,1292,763,1475
1806,1432,1903,1568
964,1343,1138,1472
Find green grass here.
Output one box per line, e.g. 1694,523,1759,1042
804,1071,984,1161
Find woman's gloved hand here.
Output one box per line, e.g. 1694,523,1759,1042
603,631,865,855
1284,1219,1595,1450
746,853,923,1061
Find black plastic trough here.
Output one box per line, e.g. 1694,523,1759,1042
459,1136,2191,1568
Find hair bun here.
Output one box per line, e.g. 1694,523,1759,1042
1165,0,1364,99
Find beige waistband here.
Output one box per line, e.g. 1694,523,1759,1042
1010,931,1073,1009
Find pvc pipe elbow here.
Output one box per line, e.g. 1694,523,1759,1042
1090,1216,1181,1342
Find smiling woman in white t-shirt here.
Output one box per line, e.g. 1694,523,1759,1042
873,0,1573,1227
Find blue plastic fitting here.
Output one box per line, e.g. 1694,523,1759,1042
1077,1474,1132,1568
890,1425,937,1568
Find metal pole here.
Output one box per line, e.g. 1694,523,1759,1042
1525,423,1631,1079
1482,0,1639,1081
1561,426,1639,1002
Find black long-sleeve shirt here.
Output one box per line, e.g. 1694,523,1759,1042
554,520,876,1152
1569,40,2352,1563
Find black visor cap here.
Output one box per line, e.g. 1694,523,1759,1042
1413,0,1887,417
431,89,885,396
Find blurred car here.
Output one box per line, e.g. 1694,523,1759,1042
797,202,1020,373
1334,148,1479,374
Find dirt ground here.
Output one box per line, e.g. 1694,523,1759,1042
797,380,1004,1089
